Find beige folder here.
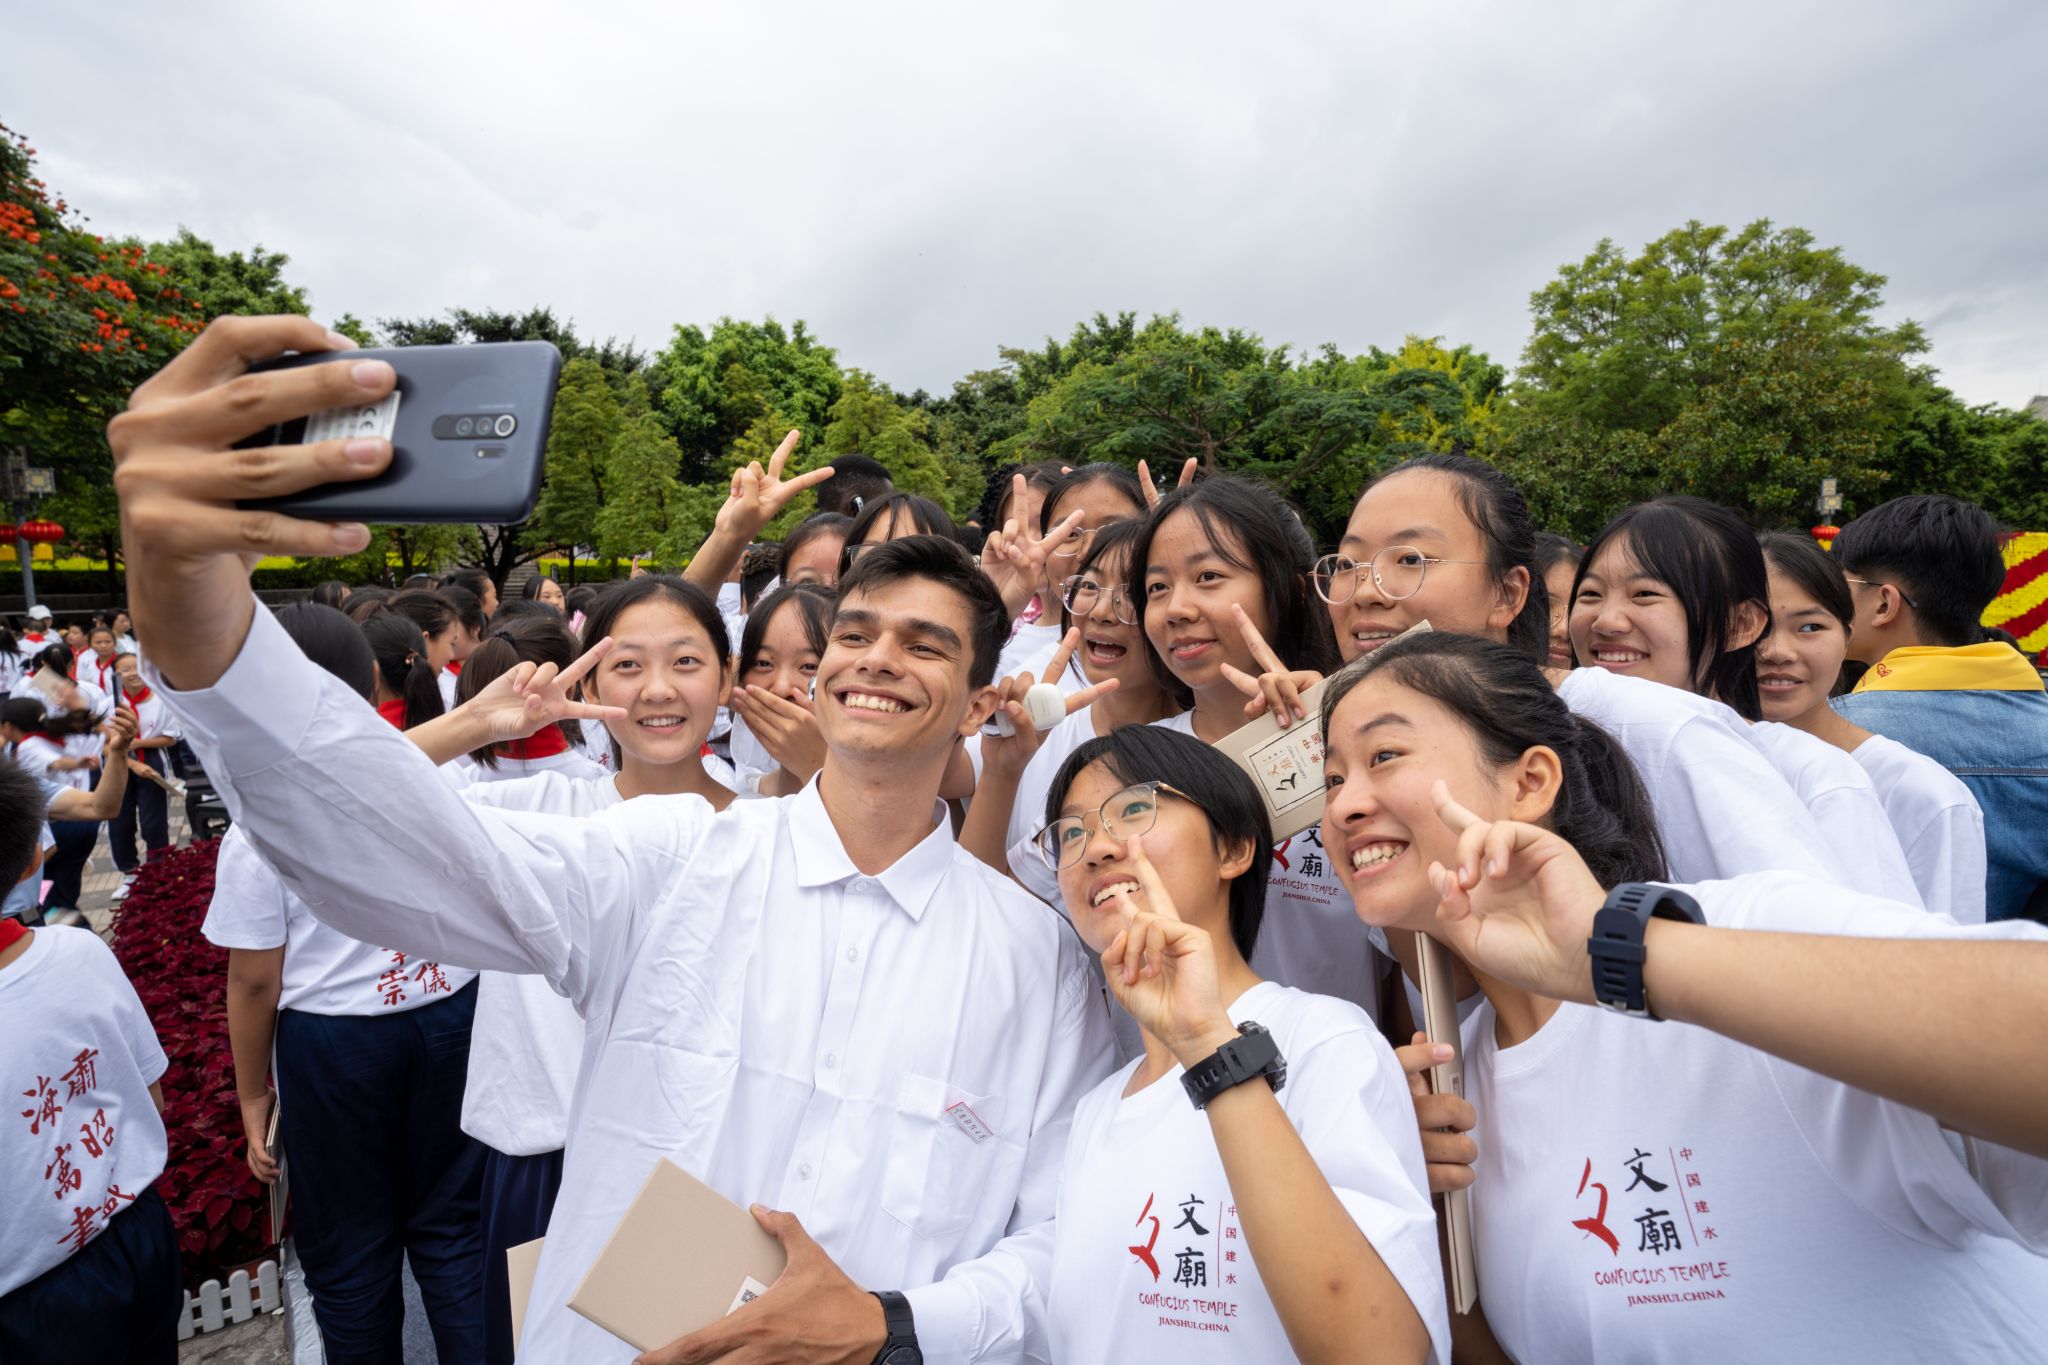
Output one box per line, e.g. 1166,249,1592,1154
1416,932,1478,1314
566,1158,788,1352
506,1237,545,1353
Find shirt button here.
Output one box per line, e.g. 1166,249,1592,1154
846,946,859,963
851,879,872,893
823,1053,837,1069
798,1163,813,1180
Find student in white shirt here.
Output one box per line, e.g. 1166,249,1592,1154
1320,629,2048,1363
447,614,606,783
13,604,55,667
727,581,834,796
990,463,1145,691
5,692,111,919
203,603,485,1363
1756,532,1988,921
1569,497,1922,904
962,520,1183,902
107,652,178,884
0,760,181,1362
83,624,122,696
1038,724,1448,1364
409,576,740,1365
117,328,1112,1364
433,584,488,710
1129,476,1384,1023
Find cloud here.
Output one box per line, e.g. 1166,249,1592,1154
13,0,2048,404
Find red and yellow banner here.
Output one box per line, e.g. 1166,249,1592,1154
1988,532,2048,655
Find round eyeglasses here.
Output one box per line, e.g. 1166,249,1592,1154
1033,780,1190,871
1311,547,1487,605
1049,524,1108,558
1060,573,1138,625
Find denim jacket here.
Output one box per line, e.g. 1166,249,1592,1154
1834,686,2048,922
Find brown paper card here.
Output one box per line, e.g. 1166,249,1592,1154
506,1237,546,1352
567,1158,787,1352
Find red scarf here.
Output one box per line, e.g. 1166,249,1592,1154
445,660,463,677
501,726,569,761
21,632,46,646
376,699,409,730
124,680,153,705
0,918,26,954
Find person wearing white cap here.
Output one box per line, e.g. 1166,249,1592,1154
15,606,54,669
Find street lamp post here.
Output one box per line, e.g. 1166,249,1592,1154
5,451,58,611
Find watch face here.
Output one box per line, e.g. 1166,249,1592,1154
883,1348,923,1365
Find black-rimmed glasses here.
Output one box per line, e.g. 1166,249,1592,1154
1033,780,1191,871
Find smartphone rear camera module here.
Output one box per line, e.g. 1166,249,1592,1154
455,417,475,436
493,414,517,437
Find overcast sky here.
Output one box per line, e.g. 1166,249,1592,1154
13,1,2048,407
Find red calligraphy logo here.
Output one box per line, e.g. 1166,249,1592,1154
99,1184,137,1218
413,961,449,995
1129,1193,1162,1281
376,968,408,1007
59,1047,99,1099
19,1074,60,1135
1572,1157,1620,1255
58,1204,99,1254
78,1107,114,1159
44,1142,81,1199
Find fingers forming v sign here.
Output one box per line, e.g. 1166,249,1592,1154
1136,456,1199,511
1217,603,1323,725
982,473,1086,617
719,430,834,537
463,637,629,744
1099,833,1232,1061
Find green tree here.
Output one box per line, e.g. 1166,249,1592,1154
596,414,690,562
645,317,841,480
526,358,622,566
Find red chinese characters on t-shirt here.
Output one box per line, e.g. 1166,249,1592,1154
1570,1144,1733,1309
17,1046,140,1255
375,947,454,1008
1124,1190,1243,1335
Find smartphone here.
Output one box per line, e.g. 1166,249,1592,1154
238,340,562,524
1416,930,1478,1314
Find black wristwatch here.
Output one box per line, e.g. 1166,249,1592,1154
1588,883,1704,1019
1181,1020,1286,1110
870,1289,921,1364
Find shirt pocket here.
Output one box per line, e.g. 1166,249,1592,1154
880,1072,1005,1242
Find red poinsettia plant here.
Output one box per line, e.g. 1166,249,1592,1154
108,839,272,1288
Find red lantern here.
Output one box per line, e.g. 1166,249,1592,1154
0,524,17,544
16,519,64,545
1811,524,1840,549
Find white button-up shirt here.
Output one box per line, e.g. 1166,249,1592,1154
151,602,1118,1363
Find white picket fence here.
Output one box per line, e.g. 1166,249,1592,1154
177,1258,282,1341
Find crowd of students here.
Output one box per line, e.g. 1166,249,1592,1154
3,316,2047,1363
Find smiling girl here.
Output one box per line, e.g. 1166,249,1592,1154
1319,629,2048,1363
1039,725,1447,1365
1757,532,1987,921
728,582,833,796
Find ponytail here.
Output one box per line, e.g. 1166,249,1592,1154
1321,630,1667,885
361,613,445,730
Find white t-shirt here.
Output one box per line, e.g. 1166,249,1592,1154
1466,874,2048,1363
0,926,170,1296
13,734,85,795
1048,981,1449,1365
13,631,56,666
1156,712,1383,1023
1746,722,1922,908
1556,668,1840,884
1851,733,1988,923
201,826,478,1015
996,619,1089,696
453,768,624,1155
438,663,461,711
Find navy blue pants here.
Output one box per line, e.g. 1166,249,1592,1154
41,819,98,911
275,979,485,1365
0,1185,181,1364
109,752,170,872
479,1145,565,1365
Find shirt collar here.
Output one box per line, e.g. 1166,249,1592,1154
786,776,954,921
1853,643,2045,694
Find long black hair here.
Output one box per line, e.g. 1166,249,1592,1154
456,613,583,767
1362,453,1547,665
778,512,853,585
277,602,376,701
1759,532,1856,697
1045,724,1272,959
575,575,733,767
310,580,351,610
1040,463,1146,536
840,493,959,578
1321,631,1667,888
739,582,835,680
387,589,457,646
1128,475,1341,705
360,612,445,728
1576,497,1770,721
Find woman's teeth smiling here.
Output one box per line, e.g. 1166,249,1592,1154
1083,636,1127,665
1091,880,1140,908
1349,842,1406,874
638,715,686,730
1593,648,1646,664
1758,672,1804,692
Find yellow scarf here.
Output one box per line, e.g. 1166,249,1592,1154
1853,643,2045,694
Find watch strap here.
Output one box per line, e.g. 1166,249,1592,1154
1180,1021,1286,1109
870,1290,919,1364
1588,884,1704,1019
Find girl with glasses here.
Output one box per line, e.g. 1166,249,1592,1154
1756,532,1986,921
1571,498,1921,905
1039,724,1448,1364
1128,478,1382,1022
992,464,1148,694
1320,627,2048,1364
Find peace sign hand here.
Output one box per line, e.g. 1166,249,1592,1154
1217,604,1323,725
457,637,629,745
1425,781,1608,1006
1136,456,1198,511
980,473,1085,617
1099,833,1237,1065
712,430,833,540
981,629,1119,782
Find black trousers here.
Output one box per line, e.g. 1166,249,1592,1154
274,980,485,1365
478,1144,565,1365
109,751,170,873
0,1185,181,1364
41,819,98,911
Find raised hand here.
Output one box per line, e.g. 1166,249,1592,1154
1136,456,1199,510
1425,781,1608,1006
731,685,827,787
1395,1031,1479,1194
980,472,1085,617
458,637,629,745
980,628,1119,782
1100,833,1236,1065
100,705,139,759
712,430,833,541
1217,603,1323,724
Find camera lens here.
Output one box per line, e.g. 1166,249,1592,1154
455,417,474,436
494,414,517,437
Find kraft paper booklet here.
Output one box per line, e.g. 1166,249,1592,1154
1416,932,1478,1313
567,1157,788,1351
1211,621,1432,840
506,1237,545,1353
